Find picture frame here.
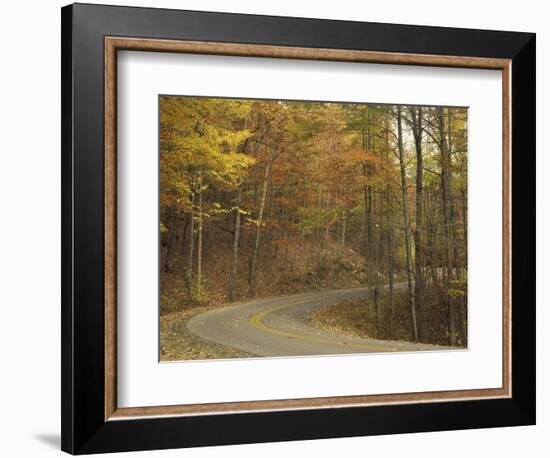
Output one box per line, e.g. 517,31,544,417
61,3,536,454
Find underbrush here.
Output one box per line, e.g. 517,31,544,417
160,241,367,315
310,286,467,347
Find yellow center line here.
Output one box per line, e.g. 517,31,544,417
248,293,389,351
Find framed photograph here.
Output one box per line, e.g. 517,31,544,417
61,3,536,454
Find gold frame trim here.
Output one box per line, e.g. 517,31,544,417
104,37,512,421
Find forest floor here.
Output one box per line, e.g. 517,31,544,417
160,241,368,314
309,288,466,347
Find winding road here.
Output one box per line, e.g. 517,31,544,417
185,287,455,357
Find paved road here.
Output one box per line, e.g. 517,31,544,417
185,287,456,357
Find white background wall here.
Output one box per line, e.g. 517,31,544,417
0,1,545,456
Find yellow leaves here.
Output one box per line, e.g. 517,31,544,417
219,129,252,149
344,147,369,164
160,96,255,209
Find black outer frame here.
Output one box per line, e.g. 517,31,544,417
61,3,536,454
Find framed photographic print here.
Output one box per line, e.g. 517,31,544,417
61,3,536,454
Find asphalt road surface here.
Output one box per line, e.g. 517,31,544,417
186,287,456,357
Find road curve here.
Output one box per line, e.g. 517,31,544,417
185,287,456,357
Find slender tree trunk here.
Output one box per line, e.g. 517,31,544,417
186,186,195,299
196,172,203,297
362,127,376,319
376,223,384,332
461,186,468,344
425,190,438,288
164,215,187,273
461,187,468,259
318,185,323,251
382,119,394,333
411,106,427,341
341,211,347,246
397,107,418,341
266,178,275,258
229,186,242,302
437,108,457,345
368,186,377,320
361,130,368,258
448,110,460,276
161,207,174,269
249,159,271,296
162,209,176,272
386,192,395,332
363,173,369,257
283,212,290,269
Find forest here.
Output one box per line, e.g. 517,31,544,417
160,95,468,350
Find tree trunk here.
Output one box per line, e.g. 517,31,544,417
196,172,203,297
318,185,324,250
397,107,418,341
161,207,174,270
461,186,468,344
186,188,195,299
249,160,271,296
341,211,347,246
376,222,385,332
447,110,460,276
437,107,457,346
162,209,176,272
362,128,377,319
461,187,468,262
229,186,242,302
386,193,395,332
367,185,377,320
163,215,187,273
410,106,427,341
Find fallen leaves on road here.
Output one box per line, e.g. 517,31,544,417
160,306,252,362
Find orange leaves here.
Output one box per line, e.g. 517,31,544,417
275,195,299,210
272,238,290,247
